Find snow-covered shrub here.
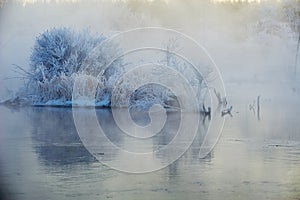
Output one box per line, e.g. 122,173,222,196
25,27,122,105
129,84,179,111
36,73,74,102
30,27,105,80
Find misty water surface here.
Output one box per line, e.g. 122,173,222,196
0,82,300,200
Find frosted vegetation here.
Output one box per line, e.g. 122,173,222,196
16,28,120,107
10,27,205,110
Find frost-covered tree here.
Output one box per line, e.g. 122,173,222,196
24,27,122,105
30,28,105,80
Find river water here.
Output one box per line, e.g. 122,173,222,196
0,82,300,200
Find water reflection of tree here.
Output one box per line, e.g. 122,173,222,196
28,107,211,172
29,107,96,166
